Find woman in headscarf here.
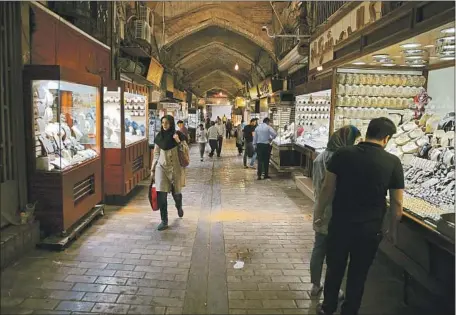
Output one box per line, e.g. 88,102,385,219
310,125,362,296
151,115,189,231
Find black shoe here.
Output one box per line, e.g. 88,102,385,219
264,176,271,180
316,303,332,315
177,208,184,218
157,221,168,231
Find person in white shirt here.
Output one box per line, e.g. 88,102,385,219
196,124,208,162
215,119,226,157
207,121,221,158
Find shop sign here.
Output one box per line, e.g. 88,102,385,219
258,78,272,97
161,102,180,110
249,85,259,100
166,74,174,92
146,57,164,87
309,1,382,70
235,97,246,108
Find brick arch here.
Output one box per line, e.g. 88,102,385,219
162,7,276,60
175,42,266,78
193,69,243,87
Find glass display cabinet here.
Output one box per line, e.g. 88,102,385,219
269,92,301,172
103,81,150,197
294,90,331,177
23,65,103,235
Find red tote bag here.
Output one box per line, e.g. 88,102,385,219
148,183,159,211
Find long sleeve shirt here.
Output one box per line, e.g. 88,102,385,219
216,123,226,138
312,150,334,235
196,129,208,143
207,126,221,140
253,123,277,145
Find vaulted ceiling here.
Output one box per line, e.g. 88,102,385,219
150,1,277,97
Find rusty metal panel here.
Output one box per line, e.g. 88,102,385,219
0,2,27,228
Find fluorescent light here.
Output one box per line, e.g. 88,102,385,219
382,63,396,67
440,35,455,41
405,56,424,60
352,61,366,65
410,64,426,67
424,44,435,48
440,56,455,60
400,43,421,49
440,51,455,56
373,54,389,59
403,49,424,54
443,45,455,49
441,27,455,34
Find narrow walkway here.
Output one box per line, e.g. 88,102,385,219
1,140,425,314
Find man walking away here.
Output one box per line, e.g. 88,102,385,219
207,121,220,158
196,123,207,162
216,119,226,157
253,118,277,180
314,117,404,315
177,120,189,141
243,119,257,168
226,119,233,139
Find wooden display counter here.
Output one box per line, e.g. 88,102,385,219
30,157,102,235
271,143,301,173
104,139,150,197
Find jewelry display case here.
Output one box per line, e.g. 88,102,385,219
269,92,301,172
295,90,331,151
23,65,103,235
334,69,420,136
103,81,150,197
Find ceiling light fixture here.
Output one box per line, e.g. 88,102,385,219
440,35,456,41
443,45,455,50
382,63,396,67
234,63,239,71
373,54,389,59
403,49,424,54
405,56,424,60
424,44,435,48
410,64,426,68
317,65,323,71
441,27,455,34
400,43,422,49
352,61,366,65
440,56,455,60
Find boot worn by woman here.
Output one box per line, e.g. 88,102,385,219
157,221,168,231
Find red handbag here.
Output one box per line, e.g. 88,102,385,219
148,183,159,211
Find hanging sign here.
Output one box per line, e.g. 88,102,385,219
146,57,164,87
258,78,272,97
309,1,382,70
161,102,180,110
249,85,259,100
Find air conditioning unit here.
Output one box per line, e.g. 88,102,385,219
137,6,151,25
133,20,148,42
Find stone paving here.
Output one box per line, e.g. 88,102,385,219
1,140,430,314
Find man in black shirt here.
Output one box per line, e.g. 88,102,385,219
315,118,404,315
243,118,257,168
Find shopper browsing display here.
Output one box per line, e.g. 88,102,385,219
310,125,361,297
315,117,404,315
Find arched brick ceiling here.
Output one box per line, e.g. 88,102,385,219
190,70,244,96
151,1,276,95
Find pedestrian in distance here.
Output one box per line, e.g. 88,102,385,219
196,123,208,162
207,121,220,158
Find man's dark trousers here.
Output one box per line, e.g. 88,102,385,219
322,220,383,315
256,143,270,178
217,136,223,157
209,139,218,157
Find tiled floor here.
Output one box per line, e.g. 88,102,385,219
0,140,430,314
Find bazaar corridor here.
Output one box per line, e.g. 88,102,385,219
0,142,435,315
